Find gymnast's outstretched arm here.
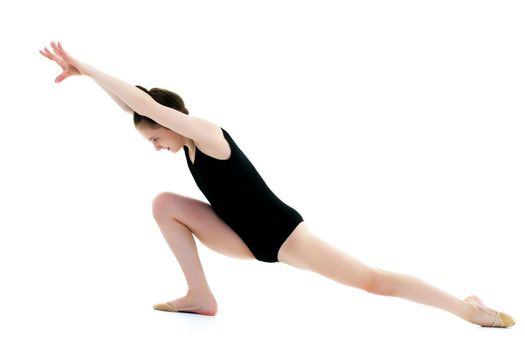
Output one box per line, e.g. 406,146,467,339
95,81,134,114
40,41,218,143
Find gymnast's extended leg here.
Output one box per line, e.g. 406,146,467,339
277,222,512,326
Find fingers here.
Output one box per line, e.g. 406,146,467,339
55,72,67,83
40,41,75,77
40,46,68,71
50,41,62,57
51,41,69,60
39,41,67,60
50,41,59,51
39,47,54,60
39,46,59,62
39,49,50,59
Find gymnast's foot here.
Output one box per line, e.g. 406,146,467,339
464,295,515,327
154,292,218,316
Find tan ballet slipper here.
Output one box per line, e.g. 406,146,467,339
153,301,209,314
153,302,178,312
464,295,515,328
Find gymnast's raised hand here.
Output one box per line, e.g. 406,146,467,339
39,41,87,83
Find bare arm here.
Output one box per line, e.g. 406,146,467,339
95,80,133,114
41,41,218,144
81,63,218,143
79,62,151,115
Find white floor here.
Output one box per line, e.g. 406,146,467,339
1,248,522,350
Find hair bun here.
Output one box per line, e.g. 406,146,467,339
132,85,190,129
135,85,150,95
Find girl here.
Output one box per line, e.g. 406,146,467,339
40,41,514,327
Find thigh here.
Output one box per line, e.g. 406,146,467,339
277,221,377,291
152,192,256,260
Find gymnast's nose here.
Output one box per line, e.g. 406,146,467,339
155,145,169,151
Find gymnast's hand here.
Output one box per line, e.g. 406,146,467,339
39,41,89,83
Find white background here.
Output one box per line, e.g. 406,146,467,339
1,0,523,348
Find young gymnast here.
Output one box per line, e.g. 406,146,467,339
40,41,515,327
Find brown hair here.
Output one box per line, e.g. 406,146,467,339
133,85,189,129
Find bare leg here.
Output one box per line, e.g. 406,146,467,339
151,192,256,315
277,222,511,325
372,267,473,321
155,216,213,295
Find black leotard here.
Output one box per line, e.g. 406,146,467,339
183,127,304,263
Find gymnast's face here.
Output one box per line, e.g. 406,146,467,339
136,123,184,153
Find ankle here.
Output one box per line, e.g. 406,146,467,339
187,288,214,298
462,300,477,323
